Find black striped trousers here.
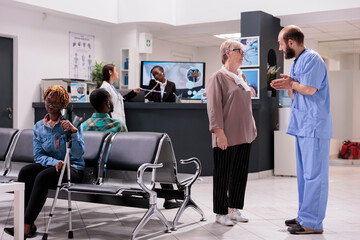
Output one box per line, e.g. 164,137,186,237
213,143,252,215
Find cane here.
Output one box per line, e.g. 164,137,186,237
42,109,84,240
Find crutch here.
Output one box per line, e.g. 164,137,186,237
43,109,83,240
43,130,73,239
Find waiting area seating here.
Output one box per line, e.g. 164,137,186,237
0,127,205,239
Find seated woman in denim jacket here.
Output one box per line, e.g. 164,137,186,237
4,85,85,238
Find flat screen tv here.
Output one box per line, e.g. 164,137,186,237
140,61,206,99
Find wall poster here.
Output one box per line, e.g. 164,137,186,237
242,68,260,99
69,32,94,80
239,36,259,67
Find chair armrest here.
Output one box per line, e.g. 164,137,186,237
137,163,163,194
179,157,201,187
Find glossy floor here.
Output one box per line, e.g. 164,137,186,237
1,165,359,240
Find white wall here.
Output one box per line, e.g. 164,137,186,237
108,23,140,88
197,46,222,86
0,4,113,129
146,38,199,62
0,2,212,129
328,70,354,140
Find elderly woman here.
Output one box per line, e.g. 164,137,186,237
206,40,257,226
4,85,85,238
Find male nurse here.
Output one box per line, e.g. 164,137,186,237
271,25,333,234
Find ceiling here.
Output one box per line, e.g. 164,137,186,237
140,20,241,48
149,17,360,48
5,0,360,49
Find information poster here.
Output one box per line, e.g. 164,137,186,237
242,69,260,99
70,83,87,102
69,32,94,80
240,36,259,67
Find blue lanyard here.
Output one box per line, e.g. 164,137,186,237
111,84,119,94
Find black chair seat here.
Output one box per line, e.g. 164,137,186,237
67,184,120,195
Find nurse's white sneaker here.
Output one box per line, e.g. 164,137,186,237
229,209,249,222
216,214,235,226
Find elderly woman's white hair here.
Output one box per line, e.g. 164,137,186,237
220,39,243,64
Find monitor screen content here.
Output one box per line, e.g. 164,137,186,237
140,61,206,99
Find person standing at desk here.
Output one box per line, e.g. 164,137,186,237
147,65,177,102
100,64,141,125
271,25,332,234
145,65,181,209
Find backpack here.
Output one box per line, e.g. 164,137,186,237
338,141,360,159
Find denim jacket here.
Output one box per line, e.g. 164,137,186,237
33,114,85,170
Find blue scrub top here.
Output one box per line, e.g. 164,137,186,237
287,49,333,139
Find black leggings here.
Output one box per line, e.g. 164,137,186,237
18,163,83,225
213,143,252,215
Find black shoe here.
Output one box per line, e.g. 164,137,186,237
25,224,37,238
285,218,299,226
288,224,323,234
163,199,182,209
4,224,37,239
4,227,14,236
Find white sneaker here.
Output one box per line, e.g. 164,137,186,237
216,214,235,226
229,209,249,222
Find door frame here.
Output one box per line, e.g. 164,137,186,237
0,33,18,128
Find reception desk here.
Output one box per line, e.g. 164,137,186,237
33,102,273,176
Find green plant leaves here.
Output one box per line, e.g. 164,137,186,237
91,61,104,88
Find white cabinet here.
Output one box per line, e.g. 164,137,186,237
119,48,139,89
274,130,297,176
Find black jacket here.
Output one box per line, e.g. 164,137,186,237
123,90,137,102
147,79,176,102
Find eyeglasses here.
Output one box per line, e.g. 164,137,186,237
231,48,245,55
45,101,61,108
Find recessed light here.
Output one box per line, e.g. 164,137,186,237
213,33,241,40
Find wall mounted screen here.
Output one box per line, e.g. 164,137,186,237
140,61,206,99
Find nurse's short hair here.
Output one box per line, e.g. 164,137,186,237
282,25,304,45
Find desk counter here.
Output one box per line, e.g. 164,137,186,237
33,102,271,176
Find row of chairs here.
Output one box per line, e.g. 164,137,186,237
0,128,206,239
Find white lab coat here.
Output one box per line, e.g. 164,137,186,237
100,81,126,125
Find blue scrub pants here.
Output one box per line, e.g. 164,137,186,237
295,136,330,230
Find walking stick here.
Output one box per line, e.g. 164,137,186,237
42,108,84,240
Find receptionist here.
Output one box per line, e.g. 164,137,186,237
146,65,177,102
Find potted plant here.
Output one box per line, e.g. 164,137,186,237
267,64,280,97
91,61,104,88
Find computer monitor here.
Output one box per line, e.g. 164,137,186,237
140,61,206,99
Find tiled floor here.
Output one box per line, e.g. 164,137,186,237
1,165,360,240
